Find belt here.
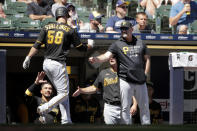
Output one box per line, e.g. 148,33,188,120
49,58,65,63
105,101,121,106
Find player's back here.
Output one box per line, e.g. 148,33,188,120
43,22,79,61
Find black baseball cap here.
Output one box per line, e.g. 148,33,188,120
120,21,133,30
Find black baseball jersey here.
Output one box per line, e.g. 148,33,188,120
149,100,162,124
33,22,88,61
25,84,60,124
108,36,149,84
93,68,120,103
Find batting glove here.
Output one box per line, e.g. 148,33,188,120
23,56,31,69
87,39,95,48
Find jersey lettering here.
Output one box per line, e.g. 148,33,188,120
104,77,118,87
45,24,71,32
123,47,129,54
47,30,64,45
122,46,141,57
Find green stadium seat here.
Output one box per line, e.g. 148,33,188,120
128,1,138,18
147,18,156,32
7,2,27,14
4,9,24,21
41,17,56,27
102,17,108,26
15,17,41,31
78,10,90,23
4,9,17,18
5,0,12,5
155,5,172,34
189,20,197,34
79,16,89,23
0,17,15,30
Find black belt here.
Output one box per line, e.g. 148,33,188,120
50,59,65,63
105,101,121,106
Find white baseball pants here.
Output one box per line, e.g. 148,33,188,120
103,103,121,124
40,58,72,124
120,78,150,125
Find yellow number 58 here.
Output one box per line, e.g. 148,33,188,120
47,30,63,45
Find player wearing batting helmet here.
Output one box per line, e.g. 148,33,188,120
22,7,94,124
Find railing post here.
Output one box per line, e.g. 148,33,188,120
0,50,6,124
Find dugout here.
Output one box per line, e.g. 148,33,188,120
1,32,197,124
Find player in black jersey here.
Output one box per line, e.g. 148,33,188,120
73,56,138,124
25,71,60,124
147,81,162,124
23,7,93,124
89,21,150,125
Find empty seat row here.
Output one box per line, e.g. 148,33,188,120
0,17,56,31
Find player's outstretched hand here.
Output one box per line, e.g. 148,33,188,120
23,56,31,69
88,56,98,64
72,86,81,97
35,71,47,85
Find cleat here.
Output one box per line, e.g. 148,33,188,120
39,115,46,124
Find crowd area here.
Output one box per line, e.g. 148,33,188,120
2,0,197,125
0,0,197,34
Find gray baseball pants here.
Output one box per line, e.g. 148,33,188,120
120,78,150,125
103,103,121,124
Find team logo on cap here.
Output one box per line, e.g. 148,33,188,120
122,21,127,26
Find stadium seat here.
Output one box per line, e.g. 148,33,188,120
15,17,41,31
136,0,145,13
7,2,27,14
147,18,156,32
78,10,90,23
79,16,89,23
4,9,17,18
41,17,56,27
4,9,24,21
0,17,15,30
128,1,138,18
189,20,197,34
102,17,108,27
155,5,172,34
4,0,12,6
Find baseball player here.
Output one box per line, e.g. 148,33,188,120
25,71,61,124
73,56,138,124
89,21,151,125
22,7,93,124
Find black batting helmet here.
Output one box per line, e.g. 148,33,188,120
55,7,70,20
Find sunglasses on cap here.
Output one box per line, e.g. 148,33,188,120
120,27,130,31
120,6,128,9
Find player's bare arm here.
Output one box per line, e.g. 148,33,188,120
23,47,39,69
144,54,150,75
27,47,39,58
169,4,189,26
130,96,138,116
106,27,119,33
89,51,113,64
72,85,98,97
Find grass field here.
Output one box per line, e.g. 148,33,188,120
1,124,197,131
